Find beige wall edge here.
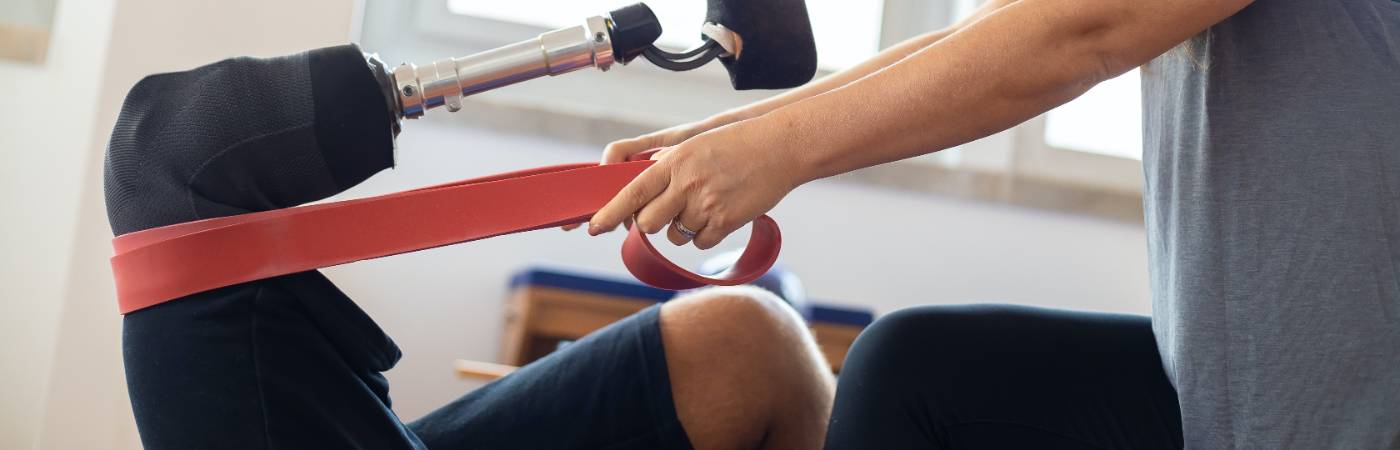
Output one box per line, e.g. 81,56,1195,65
0,23,51,63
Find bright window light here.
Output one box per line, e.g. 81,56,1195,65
446,0,884,70
1043,69,1143,160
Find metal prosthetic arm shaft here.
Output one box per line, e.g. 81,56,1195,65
391,15,616,119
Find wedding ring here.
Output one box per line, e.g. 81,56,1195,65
674,221,700,239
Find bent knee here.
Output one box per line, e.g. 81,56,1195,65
855,303,1038,344
658,286,832,376
843,304,1036,376
662,286,808,346
660,287,834,449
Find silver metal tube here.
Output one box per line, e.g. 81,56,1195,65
391,15,615,119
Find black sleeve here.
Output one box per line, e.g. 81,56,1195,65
104,44,396,236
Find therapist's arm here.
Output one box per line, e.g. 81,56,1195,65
702,0,1018,129
776,0,1249,182
597,0,1017,165
591,0,1253,248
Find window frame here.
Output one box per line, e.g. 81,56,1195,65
904,1,1144,194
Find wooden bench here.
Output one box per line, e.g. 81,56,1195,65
457,267,874,380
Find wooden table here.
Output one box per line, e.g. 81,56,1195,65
457,267,874,380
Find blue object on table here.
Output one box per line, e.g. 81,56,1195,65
807,303,875,327
509,265,873,327
695,249,808,313
509,266,674,302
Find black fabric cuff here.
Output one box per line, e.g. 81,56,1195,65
307,44,396,191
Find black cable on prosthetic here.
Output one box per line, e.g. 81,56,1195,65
641,40,725,71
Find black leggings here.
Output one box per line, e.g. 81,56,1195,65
824,304,1183,449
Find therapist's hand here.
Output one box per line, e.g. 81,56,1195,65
587,120,803,249
560,114,746,231
600,116,729,164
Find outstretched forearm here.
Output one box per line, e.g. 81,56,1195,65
586,0,1251,250
711,0,1018,125
755,0,1250,183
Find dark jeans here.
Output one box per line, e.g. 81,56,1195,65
122,272,692,450
824,304,1183,449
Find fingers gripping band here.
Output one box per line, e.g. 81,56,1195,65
109,155,780,314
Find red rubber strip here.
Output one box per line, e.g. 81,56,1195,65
110,157,780,314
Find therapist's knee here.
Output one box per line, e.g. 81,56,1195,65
841,304,1016,382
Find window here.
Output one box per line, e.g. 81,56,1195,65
0,0,57,62
445,0,885,70
951,0,1144,162
925,0,1145,194
1044,69,1143,160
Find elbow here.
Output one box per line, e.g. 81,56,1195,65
1082,30,1151,86
1068,12,1137,88
1009,3,1136,100
1074,0,1256,83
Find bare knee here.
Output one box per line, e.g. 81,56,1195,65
664,287,809,347
661,287,834,450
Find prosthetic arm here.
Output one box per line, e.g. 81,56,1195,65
366,1,818,134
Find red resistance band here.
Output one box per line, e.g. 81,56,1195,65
110,157,781,314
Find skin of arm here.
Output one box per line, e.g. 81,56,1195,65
589,0,1254,249
776,0,1253,182
709,0,1017,125
594,0,1017,167
559,3,1009,232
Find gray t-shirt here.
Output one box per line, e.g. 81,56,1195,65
1142,0,1400,447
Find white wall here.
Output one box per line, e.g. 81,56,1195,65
0,0,117,446
325,119,1151,421
0,1,359,449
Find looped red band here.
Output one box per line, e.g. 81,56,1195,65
110,157,781,314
